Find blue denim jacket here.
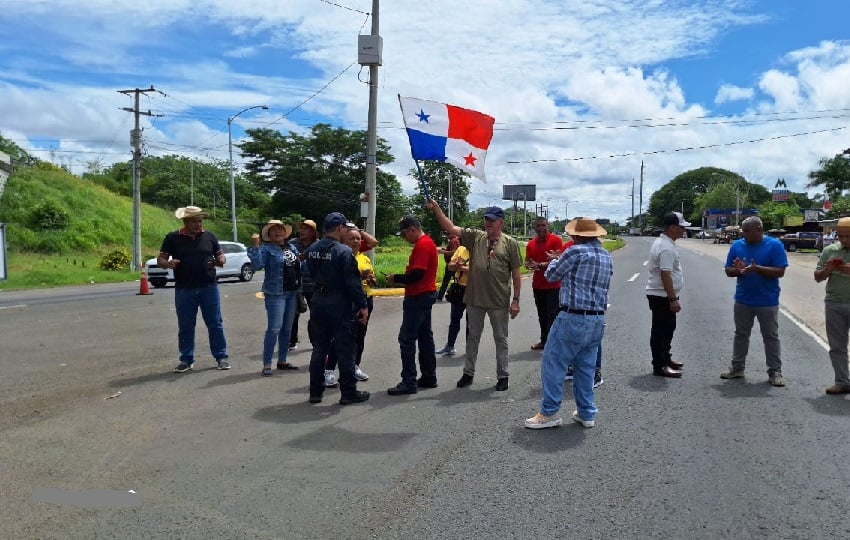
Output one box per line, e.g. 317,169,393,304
248,243,301,295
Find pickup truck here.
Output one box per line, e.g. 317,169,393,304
779,232,823,252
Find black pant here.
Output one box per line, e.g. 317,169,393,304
436,265,453,300
647,295,676,371
308,301,357,398
533,288,560,345
327,296,373,369
290,291,313,347
398,292,437,387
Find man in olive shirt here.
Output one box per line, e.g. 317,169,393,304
814,217,850,395
426,199,523,391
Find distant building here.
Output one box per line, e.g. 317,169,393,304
703,208,758,229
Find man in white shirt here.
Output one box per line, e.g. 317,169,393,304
645,211,689,378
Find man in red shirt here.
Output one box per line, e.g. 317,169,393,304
386,215,439,395
526,217,565,350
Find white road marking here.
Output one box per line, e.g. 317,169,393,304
628,273,640,282
780,306,828,351
0,304,27,310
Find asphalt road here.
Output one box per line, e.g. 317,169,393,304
1,238,848,539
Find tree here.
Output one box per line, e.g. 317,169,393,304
648,167,770,226
807,153,850,196
239,124,404,238
756,201,799,230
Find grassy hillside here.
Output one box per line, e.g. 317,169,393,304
0,163,235,290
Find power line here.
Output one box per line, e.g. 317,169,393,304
505,126,848,164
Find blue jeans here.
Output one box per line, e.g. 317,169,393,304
398,292,437,386
540,312,604,419
175,285,227,364
263,291,299,366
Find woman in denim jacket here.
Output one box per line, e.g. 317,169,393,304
249,220,302,376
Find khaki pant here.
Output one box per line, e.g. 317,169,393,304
464,305,510,379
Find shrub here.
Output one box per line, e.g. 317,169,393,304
99,248,131,271
28,199,70,231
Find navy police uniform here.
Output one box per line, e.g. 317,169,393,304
305,213,368,401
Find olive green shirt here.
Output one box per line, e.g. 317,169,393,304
460,228,522,309
817,243,850,303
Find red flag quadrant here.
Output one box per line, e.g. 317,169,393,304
398,96,495,181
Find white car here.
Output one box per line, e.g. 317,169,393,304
146,241,254,288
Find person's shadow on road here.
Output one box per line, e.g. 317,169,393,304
804,394,850,416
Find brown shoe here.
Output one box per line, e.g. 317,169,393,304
825,384,850,395
653,366,682,378
669,360,683,370
531,342,545,350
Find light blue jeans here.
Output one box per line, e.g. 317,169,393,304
263,291,299,366
540,312,604,420
175,285,227,364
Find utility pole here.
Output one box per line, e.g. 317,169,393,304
631,177,635,228
361,0,381,257
119,86,160,272
639,160,644,228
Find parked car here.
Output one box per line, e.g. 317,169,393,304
145,241,254,288
779,232,822,252
694,230,714,239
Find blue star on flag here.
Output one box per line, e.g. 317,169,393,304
416,109,430,123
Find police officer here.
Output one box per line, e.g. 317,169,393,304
305,212,370,405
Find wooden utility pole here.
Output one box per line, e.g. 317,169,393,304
118,86,159,271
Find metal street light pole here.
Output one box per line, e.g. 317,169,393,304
228,105,268,242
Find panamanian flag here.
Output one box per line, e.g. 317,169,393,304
398,95,495,181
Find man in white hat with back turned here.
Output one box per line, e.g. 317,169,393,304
157,206,230,373
525,217,612,429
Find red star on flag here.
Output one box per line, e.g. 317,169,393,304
464,152,477,166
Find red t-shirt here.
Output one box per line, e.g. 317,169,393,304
443,236,460,262
406,233,438,296
525,233,564,290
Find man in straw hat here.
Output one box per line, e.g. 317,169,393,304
645,211,690,379
525,217,612,429
157,206,230,373
815,217,850,394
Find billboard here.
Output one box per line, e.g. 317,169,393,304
502,184,536,202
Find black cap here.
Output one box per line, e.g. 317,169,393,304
323,212,348,230
398,215,421,230
484,206,505,220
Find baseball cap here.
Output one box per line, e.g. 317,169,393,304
323,212,348,230
484,206,505,220
663,211,691,227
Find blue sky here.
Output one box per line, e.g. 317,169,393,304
2,0,849,223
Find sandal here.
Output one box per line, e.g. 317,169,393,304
277,363,299,370
531,342,545,350
261,366,273,376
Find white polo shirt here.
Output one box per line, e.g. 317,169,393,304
645,233,684,297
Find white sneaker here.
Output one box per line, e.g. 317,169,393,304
572,410,595,428
354,366,369,381
324,370,338,387
524,412,563,429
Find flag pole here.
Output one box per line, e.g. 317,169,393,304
414,160,431,200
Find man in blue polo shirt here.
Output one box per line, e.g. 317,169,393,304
720,216,788,387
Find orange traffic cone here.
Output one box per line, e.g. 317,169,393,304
137,268,153,295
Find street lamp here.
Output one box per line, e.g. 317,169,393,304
228,105,268,241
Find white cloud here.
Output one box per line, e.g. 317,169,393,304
715,85,754,104
2,1,850,223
